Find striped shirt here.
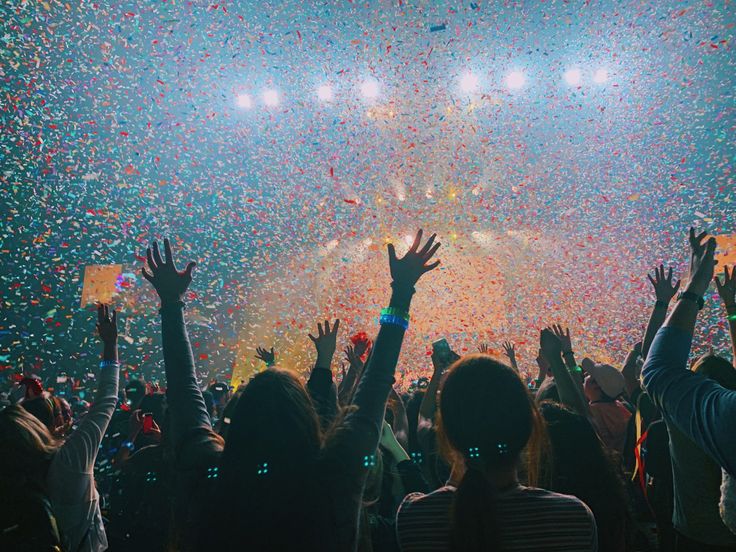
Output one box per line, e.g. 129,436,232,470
396,485,598,551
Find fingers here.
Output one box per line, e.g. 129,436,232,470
672,279,681,294
667,266,673,282
647,274,656,287
332,319,340,335
308,334,317,343
425,242,441,260
184,262,196,280
410,229,423,253
163,238,175,268
142,267,154,283
152,241,164,267
418,233,436,256
423,260,441,272
146,247,156,271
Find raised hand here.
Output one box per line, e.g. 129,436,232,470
344,345,364,369
548,324,572,353
141,238,196,304
96,304,118,344
647,264,681,303
540,328,563,360
255,346,276,366
715,266,736,309
309,319,340,364
686,228,717,296
97,303,118,362
387,229,441,291
502,341,516,361
478,343,489,354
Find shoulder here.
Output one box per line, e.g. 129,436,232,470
396,487,455,551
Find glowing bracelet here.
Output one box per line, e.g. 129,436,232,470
728,314,736,322
380,307,410,322
380,313,409,330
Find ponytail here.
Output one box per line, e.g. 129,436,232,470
450,463,499,552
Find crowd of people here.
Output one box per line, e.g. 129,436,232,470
1,227,735,552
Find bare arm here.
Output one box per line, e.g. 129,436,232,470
642,265,680,359
715,266,736,363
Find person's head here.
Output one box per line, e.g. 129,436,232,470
692,353,736,389
0,405,59,490
437,354,546,551
539,401,630,543
21,395,56,432
583,364,625,403
206,368,322,549
125,379,146,409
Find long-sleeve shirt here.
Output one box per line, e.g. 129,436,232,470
161,300,406,551
642,327,736,475
47,362,119,552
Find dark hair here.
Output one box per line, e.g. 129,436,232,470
21,396,55,431
538,401,631,551
202,368,323,550
437,354,546,552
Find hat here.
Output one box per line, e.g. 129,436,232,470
587,364,625,399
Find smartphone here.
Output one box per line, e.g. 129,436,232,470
432,338,452,361
142,413,154,434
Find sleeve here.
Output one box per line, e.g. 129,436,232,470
396,459,430,495
56,363,119,472
306,366,338,429
160,303,214,448
642,326,736,475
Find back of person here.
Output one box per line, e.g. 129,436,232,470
396,355,598,552
669,426,736,549
397,484,597,551
0,484,63,552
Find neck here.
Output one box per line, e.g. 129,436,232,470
450,463,519,490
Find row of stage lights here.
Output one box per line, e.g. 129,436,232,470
236,67,610,109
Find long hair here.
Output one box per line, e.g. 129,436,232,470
436,354,546,552
204,368,323,550
538,401,631,551
0,405,59,491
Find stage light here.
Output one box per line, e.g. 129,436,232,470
459,72,479,93
262,89,279,106
360,79,379,99
236,94,252,109
317,84,333,101
505,71,525,90
593,69,608,84
563,68,582,86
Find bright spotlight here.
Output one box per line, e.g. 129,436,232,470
593,68,608,84
236,93,252,109
563,68,582,86
262,89,279,106
505,71,525,90
360,79,379,99
317,84,333,101
459,72,479,93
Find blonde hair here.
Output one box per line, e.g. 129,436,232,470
0,405,60,487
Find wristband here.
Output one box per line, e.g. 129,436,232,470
728,314,736,322
379,313,410,330
380,307,410,323
100,360,119,368
677,291,704,310
568,365,582,374
121,440,135,452
654,300,668,309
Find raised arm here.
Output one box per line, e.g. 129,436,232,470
350,230,441,428
306,319,340,428
550,325,578,373
418,347,456,422
254,346,276,367
56,304,119,471
642,265,680,359
142,239,213,450
715,266,736,363
337,343,367,405
643,229,736,474
502,341,520,373
541,328,589,416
